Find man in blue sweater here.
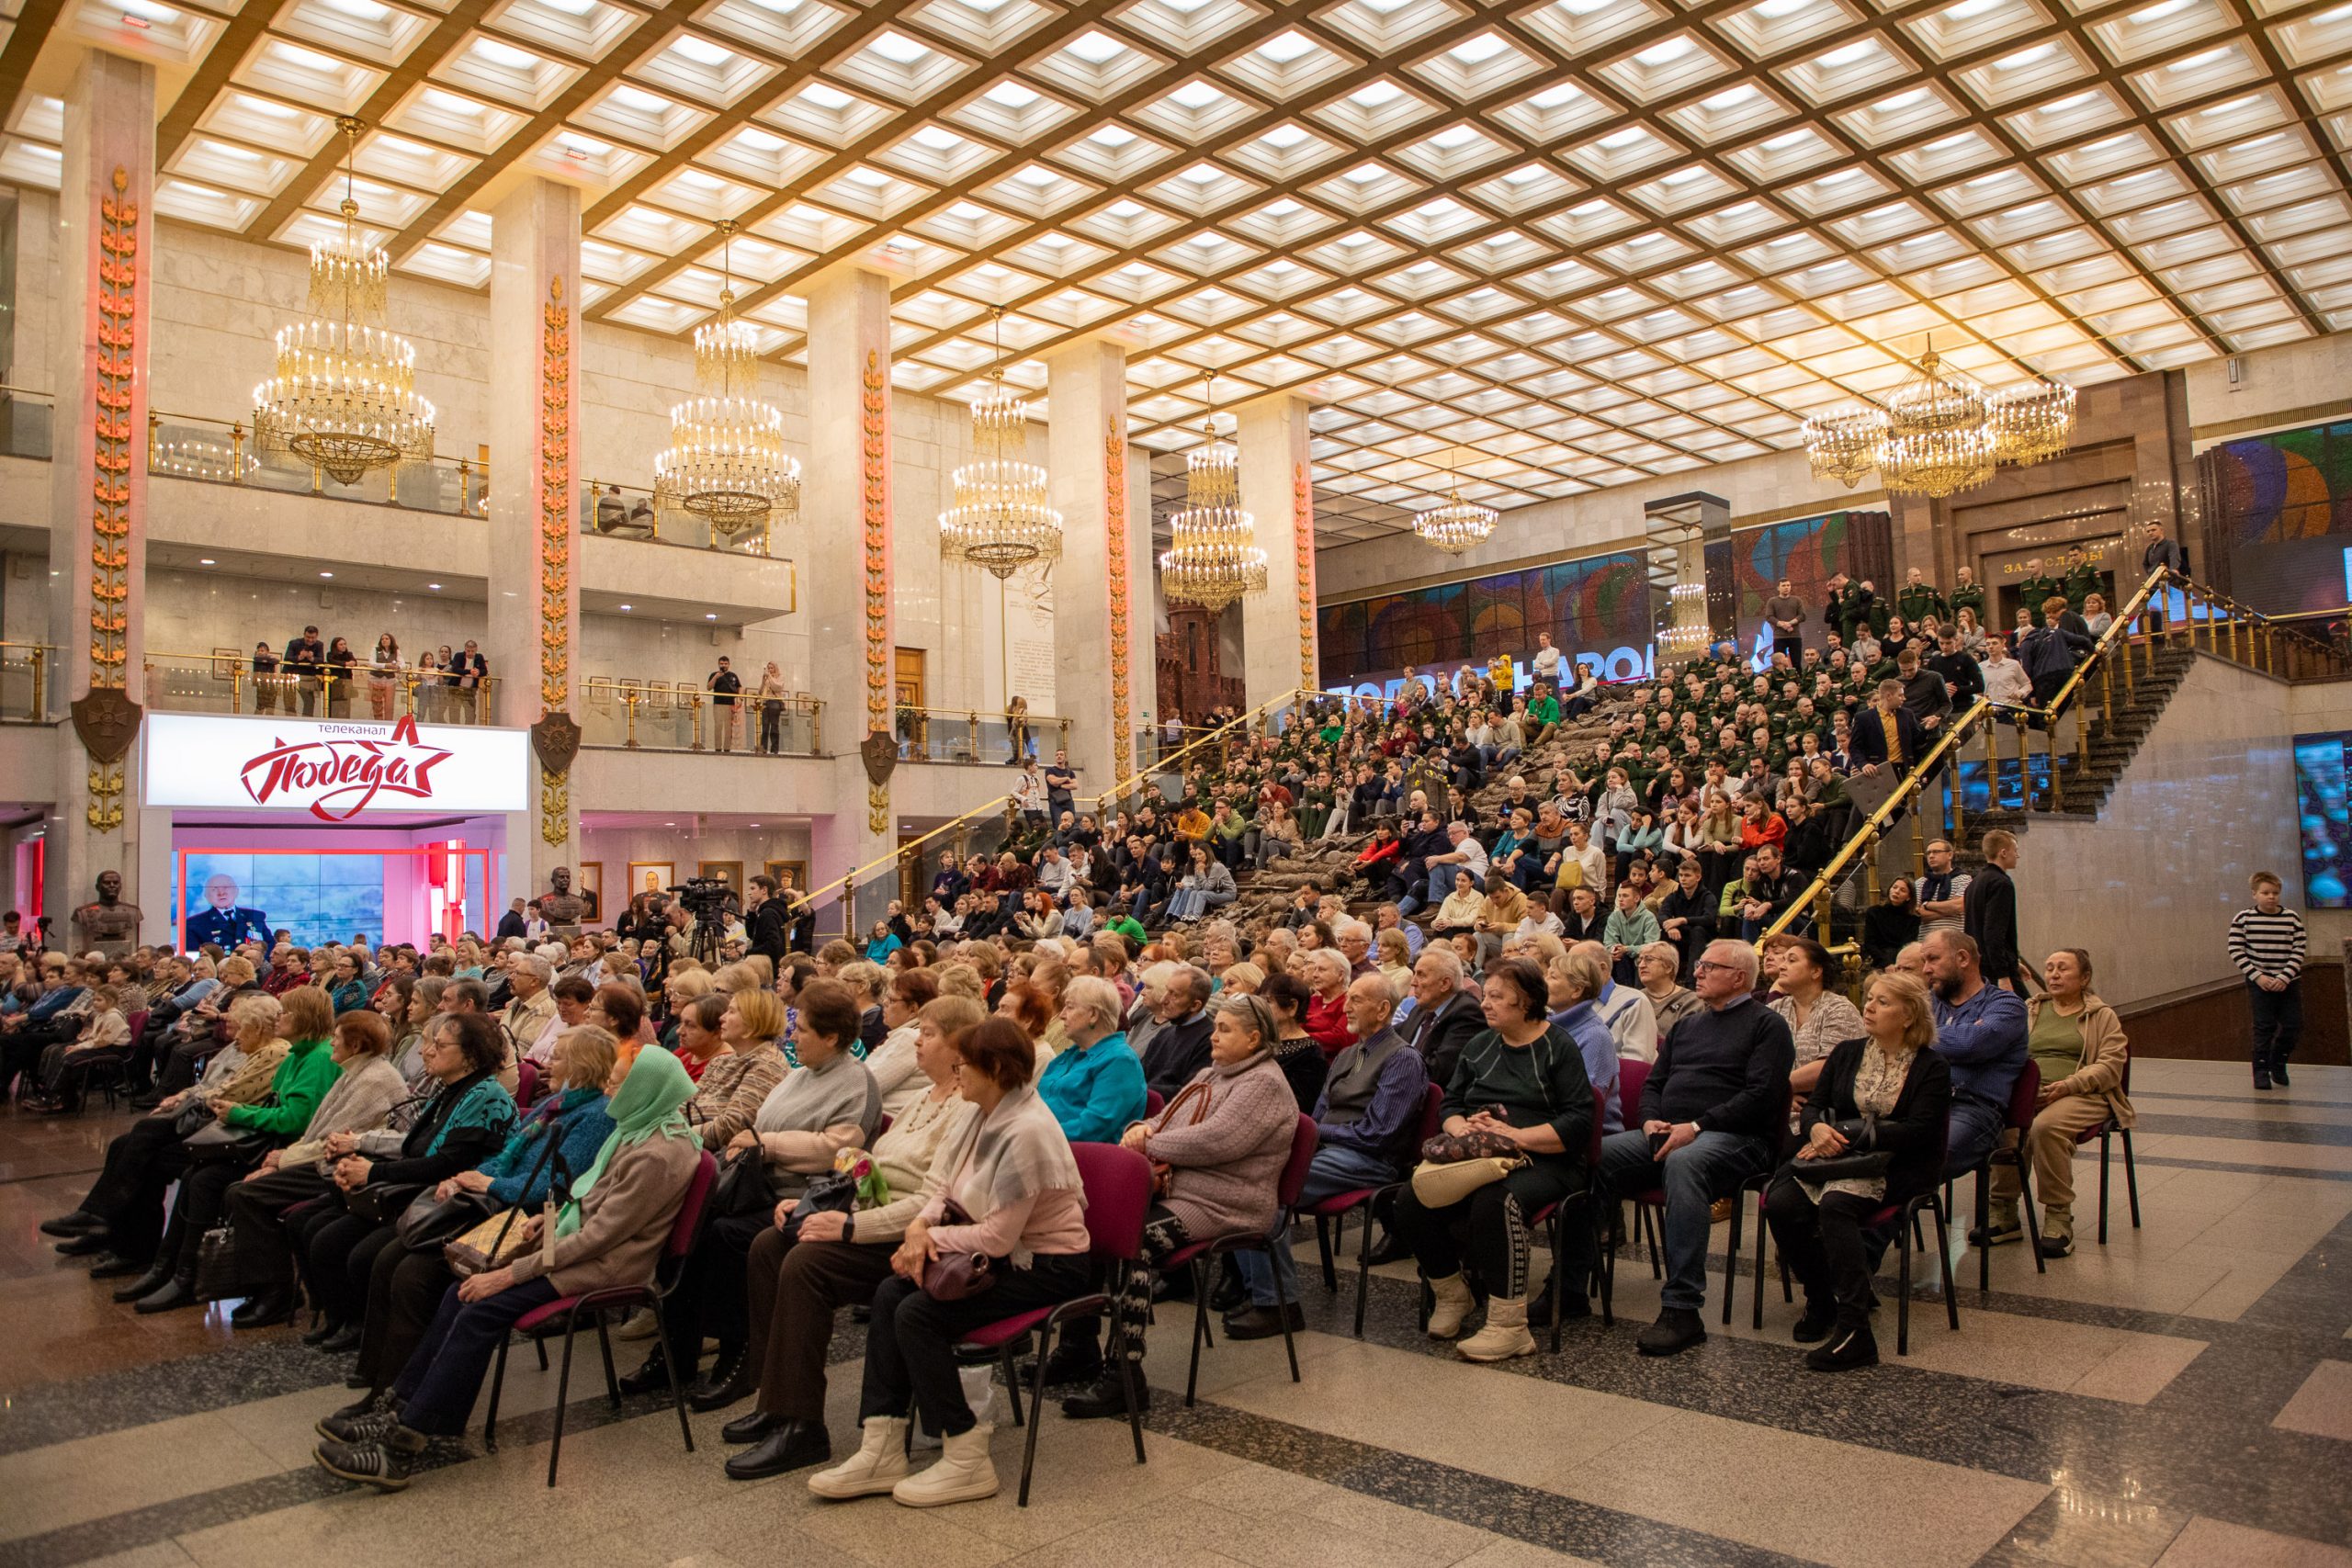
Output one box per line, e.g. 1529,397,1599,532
1585,939,1794,1355
1924,929,2029,1199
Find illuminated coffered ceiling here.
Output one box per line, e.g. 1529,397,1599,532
6,0,2350,544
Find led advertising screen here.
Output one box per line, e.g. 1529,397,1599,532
2293,731,2351,908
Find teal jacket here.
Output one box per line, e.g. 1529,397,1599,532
1037,1031,1148,1144
222,1036,340,1136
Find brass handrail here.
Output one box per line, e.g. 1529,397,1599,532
582,680,823,755
1088,684,1310,814
141,649,501,723
0,641,53,721
1756,562,2333,950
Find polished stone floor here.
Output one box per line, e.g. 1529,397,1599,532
3,1057,2347,1568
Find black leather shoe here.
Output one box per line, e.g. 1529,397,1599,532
232,1291,297,1329
721,1408,786,1445
1526,1289,1590,1325
616,1352,677,1398
1222,1302,1305,1341
1635,1306,1706,1357
686,1349,752,1413
1034,1338,1102,1387
55,1231,113,1258
1364,1231,1412,1267
1060,1371,1148,1420
134,1278,198,1314
1791,1307,1837,1344
317,1324,363,1353
2271,1061,2291,1088
111,1263,172,1300
1208,1267,1250,1314
1804,1323,1879,1371
40,1211,103,1238
723,1420,831,1480
302,1318,346,1347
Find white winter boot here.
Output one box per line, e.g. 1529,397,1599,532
891,1424,999,1507
1456,1293,1537,1361
1426,1273,1476,1338
807,1416,910,1499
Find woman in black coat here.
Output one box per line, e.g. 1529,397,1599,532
1763,969,1951,1372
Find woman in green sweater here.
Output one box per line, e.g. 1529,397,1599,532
118,987,339,1314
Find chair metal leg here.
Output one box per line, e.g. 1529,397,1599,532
1316,1215,1337,1293
1119,1325,1148,1469
1753,1193,1769,1331
1547,1210,1566,1352
1184,1264,1210,1409
536,1338,548,1372
1018,1333,1049,1506
1896,1208,1913,1357
2016,1154,2044,1274
1001,1345,1023,1428
1975,1169,1991,1294
1721,1187,1744,1325
2121,1130,2141,1228
650,1299,694,1454
1934,1198,1960,1332
484,1334,511,1453
2098,1132,2112,1245
594,1314,620,1409
1596,1203,1615,1328
1643,1203,1663,1278
1353,1203,1374,1339
548,1322,578,1487
1267,1244,1301,1383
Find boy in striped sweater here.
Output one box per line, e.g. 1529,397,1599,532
2227,872,2307,1090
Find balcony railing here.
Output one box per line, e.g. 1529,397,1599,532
148,411,491,518
579,479,781,557
894,705,1069,765
582,677,821,756
0,641,56,722
141,652,500,724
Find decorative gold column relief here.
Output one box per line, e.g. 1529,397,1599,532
862,351,894,833
74,167,142,832
1105,421,1134,780
1294,462,1317,695
530,276,578,843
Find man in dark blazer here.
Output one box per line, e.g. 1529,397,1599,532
1848,679,1928,775
1401,945,1483,1087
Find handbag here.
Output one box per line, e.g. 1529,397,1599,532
397,1187,498,1252
919,1198,997,1302
710,1144,777,1220
779,1168,859,1240
1148,1078,1216,1197
1776,1114,1894,1186
1409,1155,1528,1207
444,1207,541,1279
181,1120,272,1165
345,1179,430,1225
172,1098,217,1138
1419,1126,1523,1164
193,1223,262,1303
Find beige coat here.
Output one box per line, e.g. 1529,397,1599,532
2026,991,2133,1129
509,1132,702,1297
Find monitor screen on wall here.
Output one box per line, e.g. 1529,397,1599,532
2211,420,2352,617
181,852,386,951
2292,731,2351,908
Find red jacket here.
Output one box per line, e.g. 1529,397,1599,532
1306,990,1358,1059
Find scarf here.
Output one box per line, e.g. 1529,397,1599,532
933,1083,1083,1266
557,1044,695,1239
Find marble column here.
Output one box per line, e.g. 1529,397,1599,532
1236,392,1316,708
45,50,154,943
803,263,895,927
484,178,582,903
1045,336,1144,798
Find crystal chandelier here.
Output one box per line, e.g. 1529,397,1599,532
1159,385,1267,614
251,117,435,487
1801,339,2076,500
939,310,1060,578
653,220,798,539
1411,446,1498,555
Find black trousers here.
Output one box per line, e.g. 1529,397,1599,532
2249,979,2302,1069
859,1254,1091,1436
160,1159,254,1283
357,1240,460,1391
292,1198,397,1327
224,1163,335,1293
81,1112,188,1251
656,1210,764,1370
1765,1175,1886,1331
153,1032,218,1096
759,700,784,754
1396,1159,1582,1300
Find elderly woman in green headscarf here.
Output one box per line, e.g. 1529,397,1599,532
312,1046,706,1493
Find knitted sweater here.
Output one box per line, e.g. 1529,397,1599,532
689,1042,788,1150
477,1089,616,1207
847,1089,973,1244
1144,1052,1298,1243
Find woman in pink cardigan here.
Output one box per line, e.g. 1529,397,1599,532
1057,992,1297,1423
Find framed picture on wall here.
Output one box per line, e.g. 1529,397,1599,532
576,861,604,924
763,859,808,896
212,647,243,682
697,860,744,895
628,861,676,901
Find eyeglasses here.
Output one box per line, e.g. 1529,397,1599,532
1690,959,1736,976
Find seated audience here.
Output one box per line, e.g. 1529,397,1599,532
1987,948,2132,1258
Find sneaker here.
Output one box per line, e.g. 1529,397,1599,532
2038,1205,2075,1259
314,1437,417,1493
1967,1203,2022,1248
2271,1060,2290,1088
2255,1066,2273,1091
317,1404,408,1446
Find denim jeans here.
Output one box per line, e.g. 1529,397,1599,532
1943,1096,2006,1181
2248,979,2302,1070
1234,1145,1403,1307
1594,1127,1772,1314
393,1276,562,1436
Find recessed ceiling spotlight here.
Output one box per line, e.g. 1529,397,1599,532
704,613,718,620
198,558,216,565
319,570,334,578
427,582,441,590
618,603,632,612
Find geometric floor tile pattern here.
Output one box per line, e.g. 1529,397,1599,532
2,1058,2346,1568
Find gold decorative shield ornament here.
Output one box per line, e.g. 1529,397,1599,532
72,687,141,764
860,728,899,790
531,711,582,776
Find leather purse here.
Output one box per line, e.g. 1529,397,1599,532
1778,1114,1894,1185
397,1188,498,1252
1148,1079,1216,1198
919,1199,997,1301
710,1145,776,1220
181,1120,272,1165
444,1207,540,1279
345,1179,430,1225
